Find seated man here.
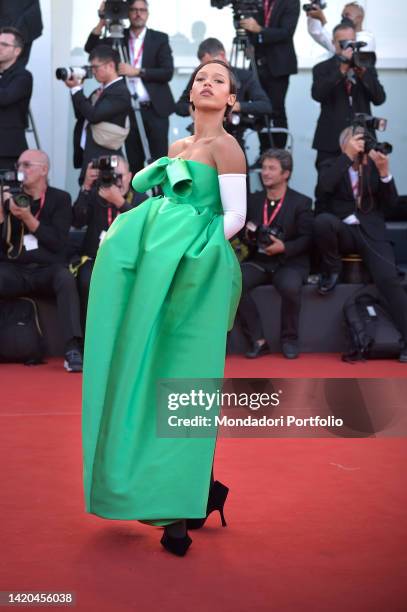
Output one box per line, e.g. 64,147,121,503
64,45,132,184
238,149,314,360
0,149,83,372
72,155,146,327
175,37,271,147
314,127,407,363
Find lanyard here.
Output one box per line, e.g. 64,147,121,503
34,190,47,220
263,0,275,27
107,207,115,227
263,189,286,226
130,34,145,67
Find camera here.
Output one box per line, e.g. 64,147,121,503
211,1,262,44
338,39,376,69
303,1,327,13
91,155,121,188
99,0,130,39
55,66,93,82
0,169,33,210
246,221,285,254
351,113,393,155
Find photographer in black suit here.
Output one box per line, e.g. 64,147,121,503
238,149,313,359
312,22,385,167
0,149,83,372
85,0,175,173
0,0,43,65
314,127,407,362
72,156,146,327
240,0,300,150
175,37,271,147
0,27,32,170
64,45,131,184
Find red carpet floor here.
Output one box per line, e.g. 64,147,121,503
0,356,406,612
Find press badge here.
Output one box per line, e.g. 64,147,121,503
23,234,39,251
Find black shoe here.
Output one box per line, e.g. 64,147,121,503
245,340,270,359
186,480,229,530
64,349,83,373
318,272,339,295
160,532,192,557
282,341,299,359
399,346,407,363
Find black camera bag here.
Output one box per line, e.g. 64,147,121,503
342,291,403,362
0,298,45,365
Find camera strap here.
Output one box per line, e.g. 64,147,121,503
263,189,286,227
263,0,276,27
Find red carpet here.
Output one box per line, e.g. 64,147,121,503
1,356,406,612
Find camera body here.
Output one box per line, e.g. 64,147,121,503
0,170,33,210
246,221,285,254
302,1,327,13
211,0,262,42
351,113,393,155
338,39,376,69
91,155,121,188
99,0,130,39
55,66,93,82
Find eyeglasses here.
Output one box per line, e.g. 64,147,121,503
15,161,45,170
129,8,148,14
90,61,108,71
0,42,18,49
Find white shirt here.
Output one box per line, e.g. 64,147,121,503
307,17,376,55
343,166,393,225
128,27,150,102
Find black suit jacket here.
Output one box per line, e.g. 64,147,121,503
175,66,271,118
0,186,72,265
0,61,32,157
246,187,314,270
0,0,43,43
312,56,386,153
249,0,300,77
84,27,175,117
316,154,398,241
72,78,131,170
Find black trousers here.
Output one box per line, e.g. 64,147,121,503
238,260,307,343
77,259,94,331
126,107,169,174
257,71,290,150
314,213,407,341
0,262,83,347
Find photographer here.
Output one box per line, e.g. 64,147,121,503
0,27,33,170
239,0,300,150
314,127,407,362
175,37,271,147
85,0,175,173
72,155,146,325
64,45,131,184
0,150,83,372
306,1,375,55
312,22,385,167
238,149,313,359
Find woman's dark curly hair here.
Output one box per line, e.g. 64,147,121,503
188,59,237,120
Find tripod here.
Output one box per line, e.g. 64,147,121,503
26,107,41,149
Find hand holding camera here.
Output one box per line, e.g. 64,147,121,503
264,234,285,256
240,17,262,33
98,184,125,208
83,163,101,191
369,149,390,178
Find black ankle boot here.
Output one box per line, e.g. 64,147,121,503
186,480,229,530
160,521,192,557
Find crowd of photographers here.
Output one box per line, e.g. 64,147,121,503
1,0,406,370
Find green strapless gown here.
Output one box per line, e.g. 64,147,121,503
82,157,241,526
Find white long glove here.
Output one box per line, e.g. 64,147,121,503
218,174,247,240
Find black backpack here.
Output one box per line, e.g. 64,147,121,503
0,298,45,365
342,291,403,362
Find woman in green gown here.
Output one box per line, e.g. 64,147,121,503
82,60,247,556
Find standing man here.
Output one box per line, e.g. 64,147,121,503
238,149,313,359
312,22,385,167
240,0,300,150
0,27,33,170
64,45,131,184
0,0,43,65
85,0,175,173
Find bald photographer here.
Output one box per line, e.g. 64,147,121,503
72,155,146,326
0,150,83,372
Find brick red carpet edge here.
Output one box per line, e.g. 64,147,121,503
0,356,406,612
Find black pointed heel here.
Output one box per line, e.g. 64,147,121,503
160,532,192,557
186,480,229,530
